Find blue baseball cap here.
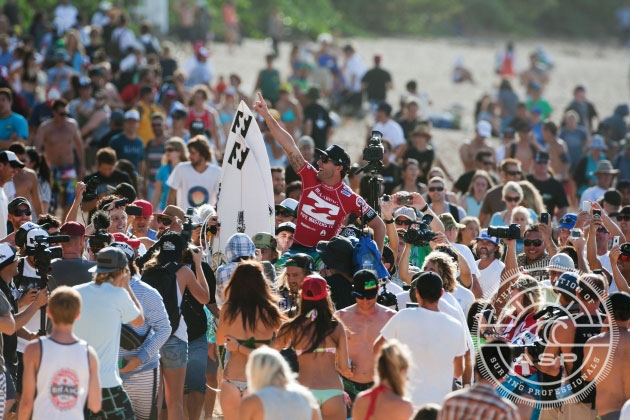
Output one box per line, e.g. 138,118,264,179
558,213,577,229
476,229,498,245
556,272,579,295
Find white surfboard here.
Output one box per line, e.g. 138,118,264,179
213,101,275,254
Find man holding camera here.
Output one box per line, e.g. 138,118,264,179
82,148,133,212
49,221,95,290
336,269,395,401
254,92,386,255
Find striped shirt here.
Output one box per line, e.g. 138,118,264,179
438,382,519,420
119,276,171,377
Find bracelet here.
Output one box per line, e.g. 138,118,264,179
384,219,394,224
420,204,429,212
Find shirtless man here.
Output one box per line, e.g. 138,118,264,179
459,120,494,173
510,121,540,174
7,143,43,218
34,99,84,213
336,270,395,401
582,292,630,420
520,52,550,91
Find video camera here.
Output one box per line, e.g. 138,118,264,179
376,281,398,310
88,210,113,254
181,207,198,244
26,235,69,278
83,176,100,202
403,214,436,247
487,223,521,240
363,131,384,163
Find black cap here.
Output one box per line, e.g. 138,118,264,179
376,102,392,116
8,196,31,214
285,253,315,271
0,150,24,168
315,144,351,169
603,189,622,207
89,247,129,273
110,109,125,124
352,269,379,299
618,179,630,190
413,271,443,302
157,232,185,264
535,151,550,163
315,236,354,274
107,182,137,203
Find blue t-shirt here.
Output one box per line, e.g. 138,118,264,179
155,164,173,211
0,112,28,143
109,133,145,170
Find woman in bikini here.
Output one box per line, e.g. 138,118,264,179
273,275,352,420
351,340,413,420
217,261,284,420
275,83,303,137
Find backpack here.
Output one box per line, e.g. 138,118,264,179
141,262,183,335
351,233,390,279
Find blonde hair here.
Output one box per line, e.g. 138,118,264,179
511,206,532,225
162,137,189,165
502,181,523,200
377,340,410,396
422,251,457,293
48,286,81,325
93,267,126,285
519,180,545,215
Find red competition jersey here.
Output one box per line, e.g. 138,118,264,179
294,163,377,247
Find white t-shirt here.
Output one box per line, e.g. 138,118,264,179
580,185,607,204
372,119,406,149
166,162,221,209
598,252,618,293
452,242,481,278
73,282,140,388
451,285,475,318
440,294,474,354
380,307,467,408
477,258,505,299
54,4,78,35
0,186,7,239
344,53,366,92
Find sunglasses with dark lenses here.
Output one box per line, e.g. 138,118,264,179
354,292,378,300
617,215,630,222
505,196,521,203
13,209,32,216
157,216,172,225
428,186,445,192
318,155,330,164
505,170,522,177
395,219,412,226
524,239,543,247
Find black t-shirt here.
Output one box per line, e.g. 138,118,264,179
380,163,401,195
397,117,422,143
402,147,435,184
83,169,132,198
303,103,332,150
454,170,475,194
361,68,391,102
325,273,354,310
526,174,569,215
182,261,216,341
97,129,123,150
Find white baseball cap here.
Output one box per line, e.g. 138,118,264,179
547,253,575,273
124,109,140,121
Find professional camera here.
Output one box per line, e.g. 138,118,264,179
26,235,69,278
487,223,521,240
88,210,113,254
181,207,197,244
403,214,436,246
376,282,398,310
83,176,100,202
363,131,384,163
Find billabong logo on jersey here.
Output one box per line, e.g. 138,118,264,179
50,368,79,410
340,186,352,197
302,191,340,225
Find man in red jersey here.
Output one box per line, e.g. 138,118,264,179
254,92,385,259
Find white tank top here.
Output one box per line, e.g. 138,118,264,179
33,337,90,420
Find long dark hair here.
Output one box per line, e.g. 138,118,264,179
278,295,338,353
25,147,51,184
223,261,284,331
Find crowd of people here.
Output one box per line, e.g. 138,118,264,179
0,2,627,420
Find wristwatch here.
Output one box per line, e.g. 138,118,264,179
419,204,429,212
384,219,394,224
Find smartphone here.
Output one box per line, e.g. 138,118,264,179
540,213,549,225
570,228,581,239
396,194,413,205
613,236,620,247
581,201,591,212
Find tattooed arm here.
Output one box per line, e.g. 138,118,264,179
253,92,306,172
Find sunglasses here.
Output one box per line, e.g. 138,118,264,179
156,216,172,225
504,170,522,177
395,219,412,226
524,239,543,247
12,209,31,216
505,196,521,203
353,293,378,300
617,215,630,222
318,155,330,164
429,186,444,192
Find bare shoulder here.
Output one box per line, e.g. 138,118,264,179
66,117,80,129
377,303,397,318
23,339,41,360
239,393,262,419
335,304,356,319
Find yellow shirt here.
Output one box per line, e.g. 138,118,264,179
137,102,164,145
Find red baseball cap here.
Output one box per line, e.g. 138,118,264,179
132,200,153,217
60,221,86,237
301,275,329,301
112,233,141,249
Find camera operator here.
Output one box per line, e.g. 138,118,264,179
81,147,133,212
3,225,49,413
0,197,34,246
473,229,504,299
49,221,95,290
335,270,395,402
501,225,551,290
536,274,608,420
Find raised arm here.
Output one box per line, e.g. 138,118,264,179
253,92,305,172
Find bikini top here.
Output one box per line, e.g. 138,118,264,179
281,108,297,123
294,346,336,357
237,336,273,350
364,384,388,420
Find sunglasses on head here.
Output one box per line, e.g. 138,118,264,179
157,216,172,225
524,239,543,247
395,219,412,226
505,196,521,203
617,215,630,222
429,186,444,192
12,208,31,216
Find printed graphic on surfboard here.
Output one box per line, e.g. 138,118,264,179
213,101,275,254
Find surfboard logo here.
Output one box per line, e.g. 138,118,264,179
227,142,250,170
230,110,253,137
302,191,339,225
